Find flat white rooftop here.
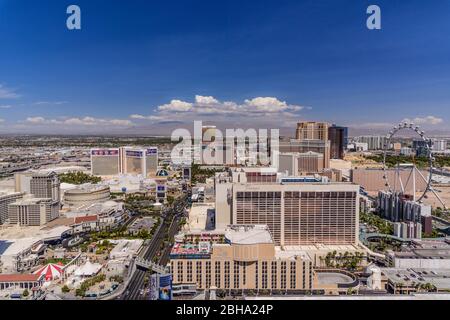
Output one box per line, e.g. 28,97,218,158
382,268,450,289
225,225,273,245
274,247,311,261
0,237,41,256
0,178,15,193
0,225,71,241
235,167,278,173
110,239,143,257
10,197,52,205
316,272,354,285
187,202,215,231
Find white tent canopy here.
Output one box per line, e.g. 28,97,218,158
74,260,102,277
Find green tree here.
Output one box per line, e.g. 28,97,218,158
166,195,175,206
62,285,70,293
59,172,101,185
75,288,84,297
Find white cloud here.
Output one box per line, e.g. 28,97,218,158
158,100,193,112
348,122,394,129
129,114,146,119
350,116,444,130
130,114,163,121
24,116,134,127
402,116,443,126
26,116,46,124
249,97,301,114
136,95,306,122
0,118,4,123
109,119,135,126
0,84,20,99
195,95,219,105
0,105,12,109
33,101,68,106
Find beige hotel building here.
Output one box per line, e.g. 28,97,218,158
215,169,360,246
171,168,364,293
170,225,314,292
295,121,329,141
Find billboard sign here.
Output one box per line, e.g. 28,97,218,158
183,167,191,180
91,149,119,156
126,150,144,158
158,274,172,301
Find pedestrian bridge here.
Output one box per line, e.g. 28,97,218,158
135,257,169,274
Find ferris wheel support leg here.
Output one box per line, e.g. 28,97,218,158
416,169,447,210
404,166,414,195
428,187,447,211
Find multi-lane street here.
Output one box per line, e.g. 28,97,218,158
121,196,188,300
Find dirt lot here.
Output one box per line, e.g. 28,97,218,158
420,185,450,209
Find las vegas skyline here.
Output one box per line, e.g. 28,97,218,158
1,0,450,135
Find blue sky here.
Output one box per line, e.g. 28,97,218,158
0,0,450,135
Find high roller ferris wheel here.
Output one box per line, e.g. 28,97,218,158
382,121,447,209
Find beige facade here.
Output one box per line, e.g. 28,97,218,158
10,172,60,225
279,152,324,175
0,192,24,224
279,140,330,169
29,172,60,202
90,147,158,177
297,151,324,172
170,226,314,291
319,169,343,182
64,185,110,207
8,197,59,226
15,171,60,202
202,126,217,143
215,181,233,229
90,148,120,176
215,177,359,246
279,153,299,176
296,122,329,141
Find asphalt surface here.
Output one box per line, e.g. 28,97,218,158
121,196,188,300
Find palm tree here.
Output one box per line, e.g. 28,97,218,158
324,253,332,268
396,282,404,294
337,253,344,268
419,283,436,292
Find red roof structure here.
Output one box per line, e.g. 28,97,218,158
33,263,64,281
0,274,42,282
74,215,98,224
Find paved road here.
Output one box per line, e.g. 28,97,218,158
159,215,181,266
121,196,188,300
122,221,167,300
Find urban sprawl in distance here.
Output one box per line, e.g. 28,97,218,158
1,0,450,304
1,121,450,301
